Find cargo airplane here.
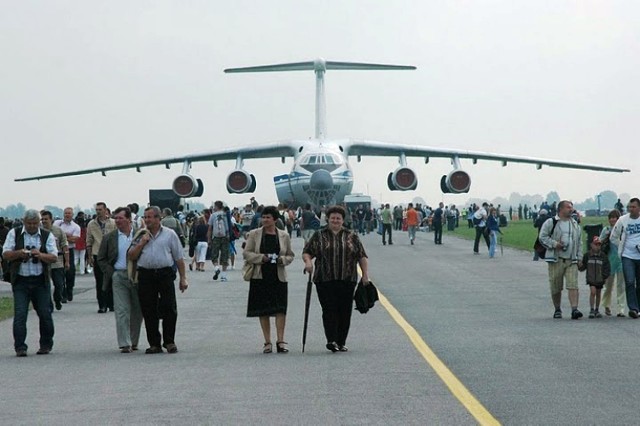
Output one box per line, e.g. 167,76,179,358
15,58,630,207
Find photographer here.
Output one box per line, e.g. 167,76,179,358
2,209,58,357
539,200,583,320
243,206,295,354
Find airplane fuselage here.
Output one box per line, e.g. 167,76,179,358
274,139,354,208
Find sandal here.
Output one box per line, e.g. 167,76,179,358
263,342,272,354
276,341,289,353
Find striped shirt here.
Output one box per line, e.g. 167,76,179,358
303,228,367,283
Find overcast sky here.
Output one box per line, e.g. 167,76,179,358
1,1,637,212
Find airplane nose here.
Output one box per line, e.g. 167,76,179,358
309,169,334,190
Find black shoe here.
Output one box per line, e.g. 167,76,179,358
61,298,68,304
325,342,339,352
276,341,289,353
145,346,163,354
389,242,393,245
629,310,639,319
571,309,583,320
553,309,562,319
36,348,51,355
108,307,114,312
67,294,73,302
338,345,348,352
55,301,62,311
98,308,107,314
16,350,27,357
213,269,220,280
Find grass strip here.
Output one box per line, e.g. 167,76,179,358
442,216,609,252
0,297,14,322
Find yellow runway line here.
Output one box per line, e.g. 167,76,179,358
378,290,501,426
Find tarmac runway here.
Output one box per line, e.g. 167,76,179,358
1,229,639,425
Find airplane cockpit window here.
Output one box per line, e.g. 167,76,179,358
300,153,341,173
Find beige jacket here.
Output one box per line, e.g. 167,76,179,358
243,227,294,282
86,217,116,255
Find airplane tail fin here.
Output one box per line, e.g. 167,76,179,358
224,58,416,139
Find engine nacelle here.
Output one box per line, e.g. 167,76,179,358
440,170,471,194
172,174,204,198
226,169,256,194
387,167,418,191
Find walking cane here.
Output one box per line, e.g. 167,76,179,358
302,270,313,353
500,232,504,256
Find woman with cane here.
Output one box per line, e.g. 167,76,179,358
303,205,370,352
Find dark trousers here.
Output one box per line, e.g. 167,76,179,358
51,267,65,305
315,280,357,346
433,222,442,244
394,218,402,230
474,226,490,253
64,249,75,299
93,255,113,309
382,224,393,244
12,274,54,352
137,267,178,348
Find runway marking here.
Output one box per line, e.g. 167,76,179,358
378,290,501,426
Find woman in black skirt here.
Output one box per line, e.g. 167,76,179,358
243,205,295,353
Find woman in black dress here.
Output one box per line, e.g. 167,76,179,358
243,206,295,353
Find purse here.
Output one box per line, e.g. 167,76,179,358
242,262,255,281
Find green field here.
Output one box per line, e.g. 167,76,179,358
443,216,609,252
0,297,13,322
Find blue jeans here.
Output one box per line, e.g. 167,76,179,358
622,257,640,312
13,275,55,352
489,231,497,258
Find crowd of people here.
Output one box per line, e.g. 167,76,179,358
1,195,638,358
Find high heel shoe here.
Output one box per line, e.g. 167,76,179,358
276,341,289,353
263,342,272,354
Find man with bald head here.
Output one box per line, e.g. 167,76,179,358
54,207,80,302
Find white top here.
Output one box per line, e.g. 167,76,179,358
621,217,640,260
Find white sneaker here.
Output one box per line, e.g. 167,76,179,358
220,276,228,282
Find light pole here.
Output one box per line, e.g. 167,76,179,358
596,193,602,216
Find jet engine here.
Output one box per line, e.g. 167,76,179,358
387,167,418,191
226,169,257,194
440,170,471,194
172,174,204,198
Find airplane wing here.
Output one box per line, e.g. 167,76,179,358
14,141,299,182
344,140,630,173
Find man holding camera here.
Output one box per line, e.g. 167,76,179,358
2,209,58,357
610,197,640,318
539,200,583,320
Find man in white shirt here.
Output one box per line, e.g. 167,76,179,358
611,197,640,318
473,203,490,254
54,207,80,302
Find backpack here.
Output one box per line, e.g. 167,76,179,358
213,214,227,238
533,218,558,259
472,216,482,226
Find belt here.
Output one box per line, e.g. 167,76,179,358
137,266,173,273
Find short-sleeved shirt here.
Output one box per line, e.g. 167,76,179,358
303,228,368,283
406,209,419,226
135,226,183,269
54,219,81,249
2,227,58,276
622,217,640,260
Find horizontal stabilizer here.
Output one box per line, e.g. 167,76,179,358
225,58,416,73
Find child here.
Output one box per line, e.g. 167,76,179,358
578,236,611,318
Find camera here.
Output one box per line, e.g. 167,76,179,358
23,245,39,264
561,244,568,252
267,253,278,264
